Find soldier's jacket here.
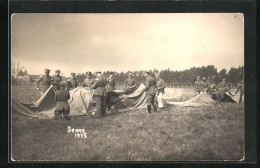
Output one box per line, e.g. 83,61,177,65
236,82,244,94
55,88,70,111
201,81,210,90
91,76,107,97
218,81,227,88
67,77,78,89
51,75,62,85
142,75,156,95
194,80,202,92
125,77,137,88
156,78,166,93
105,76,115,93
36,75,52,92
83,78,95,88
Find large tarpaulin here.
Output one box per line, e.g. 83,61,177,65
13,84,148,118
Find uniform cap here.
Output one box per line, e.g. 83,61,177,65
128,72,133,75
60,81,67,86
110,72,115,75
55,70,61,73
95,72,101,75
144,71,150,74
45,69,51,73
71,72,76,75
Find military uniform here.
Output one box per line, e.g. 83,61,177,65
83,78,94,89
194,80,202,93
142,74,157,113
54,81,71,120
201,80,210,92
91,74,107,117
67,73,78,91
125,77,137,88
156,78,166,108
52,75,62,90
36,69,52,95
105,75,116,111
236,81,244,103
215,87,233,103
218,80,227,88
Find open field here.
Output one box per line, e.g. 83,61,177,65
11,85,244,161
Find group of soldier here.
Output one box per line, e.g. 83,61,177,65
194,76,244,103
36,69,166,120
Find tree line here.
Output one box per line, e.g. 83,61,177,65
76,65,244,85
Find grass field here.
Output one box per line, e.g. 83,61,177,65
11,85,244,161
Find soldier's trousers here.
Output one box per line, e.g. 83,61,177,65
94,96,106,117
106,92,112,111
54,101,70,117
146,93,157,110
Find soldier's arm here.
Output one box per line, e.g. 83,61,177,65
91,79,99,90
36,76,42,88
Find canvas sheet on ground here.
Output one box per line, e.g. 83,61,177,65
13,84,151,118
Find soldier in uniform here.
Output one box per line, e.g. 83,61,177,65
125,72,137,89
54,81,71,120
155,73,166,109
218,78,227,88
194,76,202,94
91,72,107,118
51,70,62,90
83,72,95,90
67,72,78,91
36,68,52,95
201,77,210,92
105,72,116,111
141,71,157,114
214,85,235,104
236,80,244,103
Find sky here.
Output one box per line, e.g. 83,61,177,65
11,13,244,76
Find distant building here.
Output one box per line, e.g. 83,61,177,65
16,70,30,82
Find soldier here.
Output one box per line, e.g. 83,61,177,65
67,72,78,91
36,68,52,95
215,85,235,104
125,72,137,89
155,73,166,109
218,78,227,88
105,72,116,112
91,72,107,118
54,81,71,120
194,76,202,94
141,71,157,114
236,80,244,103
83,72,95,90
201,77,210,92
51,70,62,90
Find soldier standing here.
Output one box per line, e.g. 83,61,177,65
91,72,107,118
54,81,71,120
52,70,62,90
36,68,52,95
155,73,166,109
236,80,244,103
125,72,137,89
194,76,202,94
105,72,116,112
67,72,78,91
141,71,157,114
83,72,95,90
218,78,227,88
201,77,210,92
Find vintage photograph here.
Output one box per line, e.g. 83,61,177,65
11,13,244,161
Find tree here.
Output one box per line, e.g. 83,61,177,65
11,61,24,85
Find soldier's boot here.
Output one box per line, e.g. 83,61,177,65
148,105,151,114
